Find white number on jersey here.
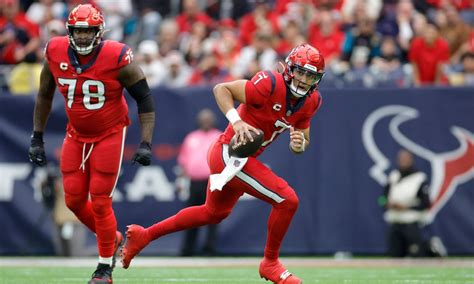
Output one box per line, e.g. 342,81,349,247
253,71,269,85
58,78,105,110
261,119,291,146
124,49,134,64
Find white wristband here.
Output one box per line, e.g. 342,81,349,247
225,108,241,125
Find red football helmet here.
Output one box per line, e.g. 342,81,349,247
66,4,105,55
283,44,325,97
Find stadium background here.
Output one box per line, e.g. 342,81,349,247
0,0,473,258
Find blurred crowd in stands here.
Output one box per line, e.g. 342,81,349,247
0,0,473,95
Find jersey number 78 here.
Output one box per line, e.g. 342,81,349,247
58,78,105,110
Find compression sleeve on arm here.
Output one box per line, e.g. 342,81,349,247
126,79,155,113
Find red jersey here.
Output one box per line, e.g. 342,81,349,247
426,0,471,9
308,25,344,61
175,13,214,34
0,13,40,64
220,70,322,157
239,12,279,46
46,36,132,142
408,37,450,84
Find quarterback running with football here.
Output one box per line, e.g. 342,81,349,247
28,4,155,284
121,43,324,284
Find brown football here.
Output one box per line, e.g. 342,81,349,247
228,130,264,158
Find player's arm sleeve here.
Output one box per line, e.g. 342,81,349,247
117,45,154,113
126,77,155,114
119,60,155,114
244,71,275,106
118,60,155,144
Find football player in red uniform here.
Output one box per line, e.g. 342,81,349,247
28,4,155,284
121,43,324,284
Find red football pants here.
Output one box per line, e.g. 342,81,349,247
148,141,299,259
61,127,126,258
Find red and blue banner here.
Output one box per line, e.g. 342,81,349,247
0,86,473,255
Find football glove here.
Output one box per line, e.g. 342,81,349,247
132,141,152,166
29,132,47,166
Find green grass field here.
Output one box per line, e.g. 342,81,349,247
0,257,472,283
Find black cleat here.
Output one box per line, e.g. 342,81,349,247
88,263,113,284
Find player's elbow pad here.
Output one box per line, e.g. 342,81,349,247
127,79,155,113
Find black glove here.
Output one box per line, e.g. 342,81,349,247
132,141,152,166
29,131,47,166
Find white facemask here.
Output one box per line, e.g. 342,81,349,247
289,80,310,98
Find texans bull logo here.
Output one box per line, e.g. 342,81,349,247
362,105,474,223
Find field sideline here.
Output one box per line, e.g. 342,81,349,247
0,257,472,283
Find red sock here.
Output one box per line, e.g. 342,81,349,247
91,197,116,257
147,205,215,241
264,202,298,260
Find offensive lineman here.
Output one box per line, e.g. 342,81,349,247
28,4,155,283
